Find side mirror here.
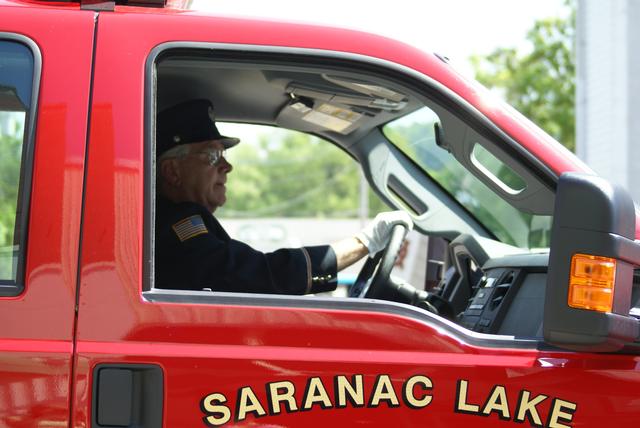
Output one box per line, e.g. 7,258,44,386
544,172,640,352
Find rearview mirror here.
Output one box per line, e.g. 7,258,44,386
544,172,640,352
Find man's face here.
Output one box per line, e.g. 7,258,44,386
172,140,233,212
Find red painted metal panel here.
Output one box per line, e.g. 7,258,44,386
0,4,94,425
73,7,640,428
101,6,592,178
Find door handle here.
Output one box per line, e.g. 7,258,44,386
92,364,164,428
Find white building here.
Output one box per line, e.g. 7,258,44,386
576,0,640,201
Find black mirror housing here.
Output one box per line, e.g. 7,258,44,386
544,172,640,351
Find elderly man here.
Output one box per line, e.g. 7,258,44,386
155,99,412,294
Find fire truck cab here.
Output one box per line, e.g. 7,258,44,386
1,1,639,426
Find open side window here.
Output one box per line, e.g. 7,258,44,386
145,44,561,345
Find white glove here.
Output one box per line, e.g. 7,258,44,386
356,211,413,255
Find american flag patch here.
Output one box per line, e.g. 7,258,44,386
172,215,208,242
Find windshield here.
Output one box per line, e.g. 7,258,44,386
383,107,551,249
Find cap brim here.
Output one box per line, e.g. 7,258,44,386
219,136,240,149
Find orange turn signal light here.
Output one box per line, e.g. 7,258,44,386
568,254,616,312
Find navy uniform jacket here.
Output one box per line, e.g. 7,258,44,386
155,198,338,294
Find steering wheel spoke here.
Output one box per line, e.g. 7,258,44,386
348,224,408,299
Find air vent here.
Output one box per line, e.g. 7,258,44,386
489,271,515,310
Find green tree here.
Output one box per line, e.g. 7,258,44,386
0,116,23,279
219,127,387,219
0,136,21,240
471,3,575,151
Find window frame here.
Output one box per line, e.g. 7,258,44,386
0,33,41,296
142,42,556,331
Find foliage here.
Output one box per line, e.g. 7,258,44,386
218,128,387,219
0,119,22,280
471,3,576,151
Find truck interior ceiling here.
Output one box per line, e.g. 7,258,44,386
151,47,586,341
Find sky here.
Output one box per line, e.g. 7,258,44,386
191,0,570,77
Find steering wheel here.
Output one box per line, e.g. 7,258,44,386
348,224,408,299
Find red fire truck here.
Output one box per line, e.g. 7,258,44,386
1,0,639,426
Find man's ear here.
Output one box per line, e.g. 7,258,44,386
159,158,181,187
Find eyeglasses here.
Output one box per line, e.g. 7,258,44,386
191,148,227,166
161,147,226,166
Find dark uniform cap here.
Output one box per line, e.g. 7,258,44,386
156,99,240,156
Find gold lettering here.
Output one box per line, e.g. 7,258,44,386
548,399,577,428
369,375,400,407
336,375,364,407
302,377,333,410
455,380,480,413
201,393,231,427
515,390,547,426
267,381,298,414
481,385,510,419
403,375,433,409
236,387,266,421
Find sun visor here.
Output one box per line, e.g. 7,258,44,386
287,83,407,111
279,81,407,135
301,102,363,134
286,99,362,134
321,74,408,103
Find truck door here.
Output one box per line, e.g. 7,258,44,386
0,3,95,426
74,6,640,428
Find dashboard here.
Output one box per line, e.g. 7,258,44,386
436,234,550,339
458,253,549,338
